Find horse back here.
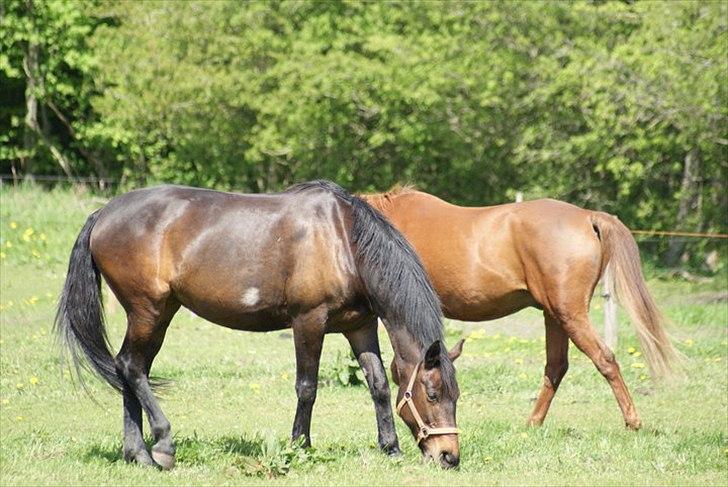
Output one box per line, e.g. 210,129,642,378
382,193,603,320
89,185,361,329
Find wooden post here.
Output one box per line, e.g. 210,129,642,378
602,265,618,351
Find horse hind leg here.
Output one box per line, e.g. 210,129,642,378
558,311,642,430
527,312,569,427
116,298,180,469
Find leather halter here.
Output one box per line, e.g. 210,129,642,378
395,361,460,444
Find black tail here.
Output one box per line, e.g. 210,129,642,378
287,180,456,393
54,209,123,392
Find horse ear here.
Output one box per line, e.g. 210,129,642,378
390,359,401,385
424,340,442,370
449,339,465,361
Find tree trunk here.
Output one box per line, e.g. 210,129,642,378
22,7,39,178
665,148,702,266
21,0,74,179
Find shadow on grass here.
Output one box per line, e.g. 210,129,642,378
80,433,361,467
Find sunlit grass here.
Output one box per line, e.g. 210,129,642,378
1,186,727,485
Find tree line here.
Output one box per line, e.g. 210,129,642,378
1,0,726,265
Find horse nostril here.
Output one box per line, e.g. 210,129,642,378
441,451,460,468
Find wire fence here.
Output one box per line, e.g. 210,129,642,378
3,173,727,241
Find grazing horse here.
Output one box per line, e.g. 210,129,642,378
55,180,464,470
362,187,679,430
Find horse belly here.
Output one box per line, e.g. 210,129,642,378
181,300,291,331
438,279,536,322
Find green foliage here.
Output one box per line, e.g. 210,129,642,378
321,350,365,387
1,0,726,261
235,434,334,479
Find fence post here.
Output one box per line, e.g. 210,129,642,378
602,265,618,350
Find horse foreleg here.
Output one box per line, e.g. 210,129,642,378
291,308,327,447
562,315,642,430
528,313,569,427
345,320,401,455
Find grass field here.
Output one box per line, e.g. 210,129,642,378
1,186,727,486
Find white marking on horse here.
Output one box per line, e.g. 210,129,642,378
241,287,260,307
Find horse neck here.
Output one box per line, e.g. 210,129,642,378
383,322,423,371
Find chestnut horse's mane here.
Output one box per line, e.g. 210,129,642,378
359,183,418,213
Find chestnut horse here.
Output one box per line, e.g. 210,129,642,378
55,181,464,470
362,187,678,430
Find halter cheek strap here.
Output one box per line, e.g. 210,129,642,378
395,361,460,444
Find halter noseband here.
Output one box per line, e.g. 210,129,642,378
395,361,460,444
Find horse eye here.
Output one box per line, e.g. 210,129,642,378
426,391,438,402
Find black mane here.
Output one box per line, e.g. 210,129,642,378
287,180,457,396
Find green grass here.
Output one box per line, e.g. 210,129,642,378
1,185,727,486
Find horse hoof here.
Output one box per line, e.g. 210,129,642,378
626,419,642,431
385,445,402,457
152,450,176,470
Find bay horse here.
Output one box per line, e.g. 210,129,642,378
362,187,679,430
55,180,464,470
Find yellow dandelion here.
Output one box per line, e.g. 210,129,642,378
518,372,527,379
249,383,261,392
29,376,39,385
16,416,23,421
483,456,493,463
31,249,40,258
280,372,289,381
39,233,47,241
5,241,12,248
466,329,486,342
1,398,9,405
16,383,24,390
9,222,17,229
627,346,637,354
631,362,645,369
520,432,528,439
714,357,722,363
639,374,649,381
633,351,642,357
0,251,5,259
514,358,523,365
684,338,694,347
